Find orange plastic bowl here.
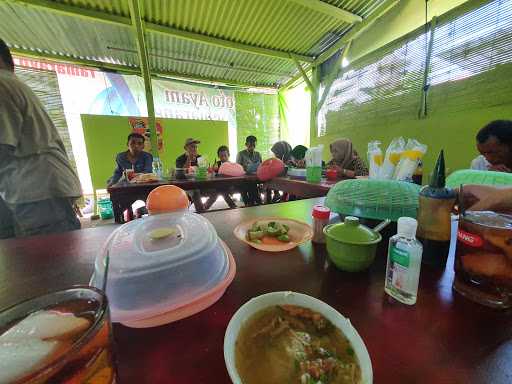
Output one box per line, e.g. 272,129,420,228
146,185,189,214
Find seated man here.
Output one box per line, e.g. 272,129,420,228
108,133,153,186
176,138,201,168
213,145,230,172
471,120,512,173
0,39,81,238
236,135,262,206
176,138,204,211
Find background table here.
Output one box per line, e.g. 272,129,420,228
107,175,260,223
1,199,511,383
263,176,336,199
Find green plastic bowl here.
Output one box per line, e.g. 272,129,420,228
323,217,382,272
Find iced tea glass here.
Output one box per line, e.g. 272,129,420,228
0,286,116,383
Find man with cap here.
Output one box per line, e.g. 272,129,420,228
175,138,205,211
176,138,201,168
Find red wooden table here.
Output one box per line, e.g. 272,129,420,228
1,198,511,383
107,175,260,223
263,176,337,199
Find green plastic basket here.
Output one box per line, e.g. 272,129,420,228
446,169,512,188
325,179,421,221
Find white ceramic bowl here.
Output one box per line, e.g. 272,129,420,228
224,291,373,384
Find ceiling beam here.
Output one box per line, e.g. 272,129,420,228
280,65,311,90
10,48,270,89
13,0,130,26
314,0,400,65
147,22,313,63
11,0,314,63
288,0,362,24
292,57,314,91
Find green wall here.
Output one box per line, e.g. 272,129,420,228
312,105,512,182
235,91,280,159
82,114,228,191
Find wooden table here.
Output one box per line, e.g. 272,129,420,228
1,199,511,383
263,176,337,200
107,175,260,223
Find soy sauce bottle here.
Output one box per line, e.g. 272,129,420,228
417,150,456,268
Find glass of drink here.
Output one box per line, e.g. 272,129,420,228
454,211,512,308
0,286,116,383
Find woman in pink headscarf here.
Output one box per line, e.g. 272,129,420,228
328,139,368,177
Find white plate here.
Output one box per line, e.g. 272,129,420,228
224,291,373,384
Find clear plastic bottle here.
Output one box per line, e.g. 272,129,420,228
385,217,423,305
311,206,330,243
152,157,163,179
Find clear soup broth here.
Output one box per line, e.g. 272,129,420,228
235,305,361,384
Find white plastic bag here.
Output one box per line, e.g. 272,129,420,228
379,137,405,179
393,139,428,181
367,141,383,179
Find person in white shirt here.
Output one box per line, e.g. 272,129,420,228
0,39,82,238
471,120,512,173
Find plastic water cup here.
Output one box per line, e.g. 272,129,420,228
196,167,208,180
306,166,322,183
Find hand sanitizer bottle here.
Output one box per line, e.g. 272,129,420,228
385,217,423,305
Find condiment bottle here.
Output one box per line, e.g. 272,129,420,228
416,150,456,268
385,217,423,305
312,206,331,243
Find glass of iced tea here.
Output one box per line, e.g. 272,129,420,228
454,211,512,308
0,286,116,383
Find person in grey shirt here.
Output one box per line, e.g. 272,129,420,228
0,39,82,238
236,135,262,205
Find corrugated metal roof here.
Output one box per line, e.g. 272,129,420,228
1,0,388,87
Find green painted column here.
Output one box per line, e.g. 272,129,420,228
128,0,158,156
309,66,320,142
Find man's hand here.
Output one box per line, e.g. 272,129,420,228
488,164,512,173
462,185,512,213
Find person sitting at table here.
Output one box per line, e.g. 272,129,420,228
237,135,262,206
271,141,293,164
213,145,230,172
328,138,368,177
204,145,237,210
291,145,308,168
269,141,293,203
471,120,512,173
174,138,205,211
108,133,153,186
0,39,82,238
176,138,201,169
236,135,262,174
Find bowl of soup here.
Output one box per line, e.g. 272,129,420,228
224,291,372,384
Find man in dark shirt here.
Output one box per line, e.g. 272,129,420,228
108,133,153,186
176,138,201,168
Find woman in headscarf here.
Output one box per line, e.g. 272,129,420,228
328,139,368,177
271,141,293,163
